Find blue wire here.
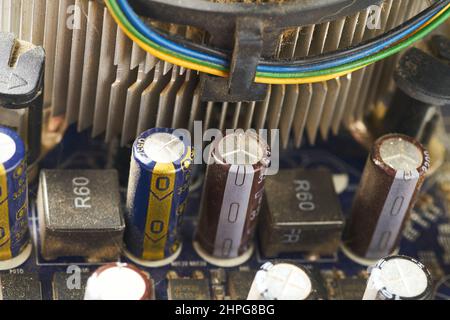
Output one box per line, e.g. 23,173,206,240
258,5,441,73
116,0,229,67
117,0,440,73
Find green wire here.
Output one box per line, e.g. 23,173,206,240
258,7,450,78
110,0,449,80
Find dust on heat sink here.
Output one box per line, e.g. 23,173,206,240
0,0,426,148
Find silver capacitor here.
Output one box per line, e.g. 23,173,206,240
247,262,314,300
363,255,433,300
84,263,153,300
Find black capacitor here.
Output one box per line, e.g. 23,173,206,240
343,134,430,265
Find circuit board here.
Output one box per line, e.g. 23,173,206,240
2,125,449,301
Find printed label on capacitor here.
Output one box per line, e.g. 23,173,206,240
213,165,255,258
143,164,177,261
366,169,420,259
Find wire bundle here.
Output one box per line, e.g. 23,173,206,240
105,0,450,84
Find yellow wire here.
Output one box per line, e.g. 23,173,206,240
254,68,362,84
415,3,450,31
105,0,229,78
105,0,351,83
105,0,448,85
252,3,450,85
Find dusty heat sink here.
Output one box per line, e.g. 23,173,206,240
0,0,426,148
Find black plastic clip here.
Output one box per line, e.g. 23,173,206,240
200,18,269,102
384,35,450,144
394,35,450,107
0,32,45,108
0,32,45,164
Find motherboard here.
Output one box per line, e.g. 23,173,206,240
0,0,450,301
0,127,448,300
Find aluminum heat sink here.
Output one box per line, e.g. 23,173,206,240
0,0,426,147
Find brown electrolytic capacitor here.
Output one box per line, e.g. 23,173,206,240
342,134,430,265
84,263,153,300
194,131,271,267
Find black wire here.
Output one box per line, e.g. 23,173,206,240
150,0,448,67
266,0,449,67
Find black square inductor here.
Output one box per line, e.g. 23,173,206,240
259,168,345,257
37,170,125,261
